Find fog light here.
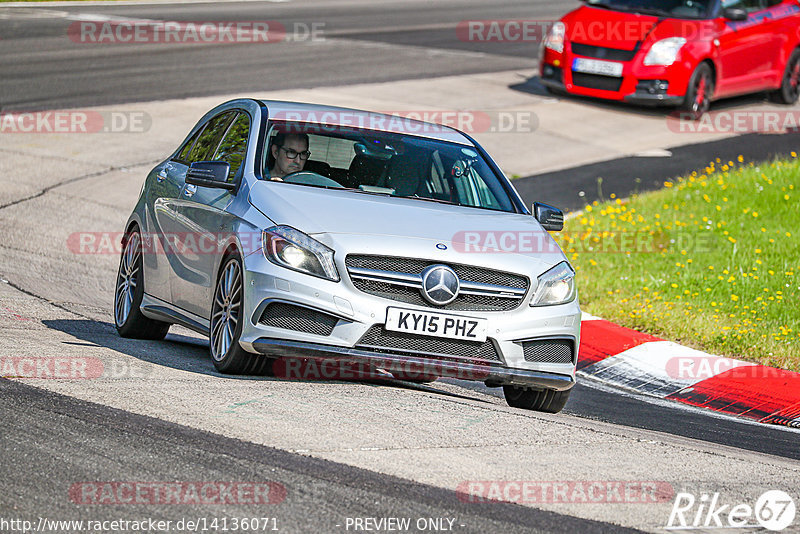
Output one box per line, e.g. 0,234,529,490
636,79,669,95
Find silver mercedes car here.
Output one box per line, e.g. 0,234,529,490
114,98,581,412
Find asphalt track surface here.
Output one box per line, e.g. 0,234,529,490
0,0,575,111
2,1,800,532
3,378,635,534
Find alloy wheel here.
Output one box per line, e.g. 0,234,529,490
210,259,242,361
115,233,141,327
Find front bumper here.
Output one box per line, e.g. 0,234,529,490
540,47,691,107
251,338,576,391
237,235,581,389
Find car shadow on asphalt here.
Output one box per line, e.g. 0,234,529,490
41,318,493,404
510,75,778,118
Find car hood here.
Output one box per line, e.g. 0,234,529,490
249,181,565,266
563,5,705,50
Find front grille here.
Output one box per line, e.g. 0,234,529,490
258,302,339,336
571,43,636,62
356,325,501,362
571,72,623,92
345,255,529,312
520,339,574,364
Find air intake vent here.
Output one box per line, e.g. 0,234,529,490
356,325,501,362
259,303,339,336
571,73,623,92
571,43,636,62
520,339,574,364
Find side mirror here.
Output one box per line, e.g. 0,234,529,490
533,202,564,232
186,161,235,191
722,7,747,21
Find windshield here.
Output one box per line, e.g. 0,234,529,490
585,0,713,19
263,120,517,213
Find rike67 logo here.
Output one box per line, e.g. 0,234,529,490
666,490,796,531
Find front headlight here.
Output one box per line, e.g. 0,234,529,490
643,37,686,66
530,261,576,307
544,21,566,53
262,225,339,282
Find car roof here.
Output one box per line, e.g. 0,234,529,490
256,99,476,145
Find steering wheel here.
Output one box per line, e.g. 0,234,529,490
280,171,343,188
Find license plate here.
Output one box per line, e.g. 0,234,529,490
385,307,488,342
572,57,623,77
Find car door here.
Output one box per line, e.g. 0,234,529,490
760,0,799,82
715,0,782,95
143,127,204,303
161,110,236,316
170,111,249,319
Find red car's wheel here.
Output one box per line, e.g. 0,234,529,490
770,48,800,105
680,63,714,120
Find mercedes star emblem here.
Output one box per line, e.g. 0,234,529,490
420,265,460,306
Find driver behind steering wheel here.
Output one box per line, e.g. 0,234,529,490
268,132,310,180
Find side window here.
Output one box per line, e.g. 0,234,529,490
176,127,203,162
213,113,250,182
186,111,236,163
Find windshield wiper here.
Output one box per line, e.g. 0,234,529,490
339,187,394,197
399,195,464,207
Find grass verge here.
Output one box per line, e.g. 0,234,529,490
561,154,799,372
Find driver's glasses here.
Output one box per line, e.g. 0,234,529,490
278,146,311,160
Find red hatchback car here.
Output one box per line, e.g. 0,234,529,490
539,0,800,117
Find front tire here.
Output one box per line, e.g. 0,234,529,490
680,63,714,120
114,228,170,340
210,254,272,374
503,386,571,413
770,48,800,105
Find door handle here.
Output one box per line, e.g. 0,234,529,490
157,169,168,182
